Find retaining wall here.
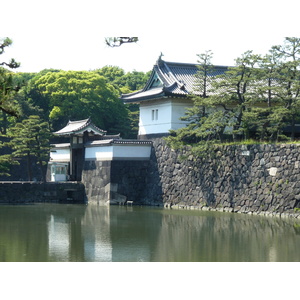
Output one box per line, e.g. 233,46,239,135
82,160,149,205
142,139,300,217
0,182,86,204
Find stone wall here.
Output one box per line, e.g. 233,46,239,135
82,161,111,204
0,182,86,204
82,160,149,205
142,139,300,217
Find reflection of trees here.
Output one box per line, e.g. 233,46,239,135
1,204,300,262
152,211,300,262
0,204,87,262
0,206,49,262
108,206,163,262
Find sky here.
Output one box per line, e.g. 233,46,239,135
1,0,300,74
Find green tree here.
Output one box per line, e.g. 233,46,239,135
0,37,22,176
209,51,262,141
0,37,21,118
95,66,151,137
95,66,125,84
33,70,131,136
105,37,138,47
269,37,300,140
246,38,300,142
166,50,233,154
95,66,150,92
7,115,51,182
167,50,262,154
94,66,150,138
169,37,300,157
118,70,151,92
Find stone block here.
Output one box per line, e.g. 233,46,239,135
269,167,278,176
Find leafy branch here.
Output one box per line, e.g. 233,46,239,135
105,37,138,47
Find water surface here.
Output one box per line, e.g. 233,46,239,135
0,204,299,262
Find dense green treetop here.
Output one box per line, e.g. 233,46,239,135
20,66,149,138
167,37,300,156
32,70,130,135
95,66,150,92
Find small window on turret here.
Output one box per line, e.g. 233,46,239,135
152,109,158,121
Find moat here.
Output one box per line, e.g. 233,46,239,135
1,203,300,262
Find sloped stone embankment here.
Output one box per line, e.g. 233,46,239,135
144,139,300,218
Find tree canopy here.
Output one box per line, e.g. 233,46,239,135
7,115,51,181
0,37,21,117
166,37,300,156
33,70,128,133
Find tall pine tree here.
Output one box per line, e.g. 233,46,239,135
7,115,51,181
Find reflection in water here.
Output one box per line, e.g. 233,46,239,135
48,215,70,260
0,204,300,262
81,204,112,262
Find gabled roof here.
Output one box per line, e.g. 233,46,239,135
121,56,229,103
54,118,107,136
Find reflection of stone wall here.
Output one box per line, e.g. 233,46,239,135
152,210,300,261
145,139,300,217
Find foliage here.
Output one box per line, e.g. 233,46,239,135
166,50,231,155
0,37,20,69
31,70,131,135
105,37,138,47
95,66,150,92
166,37,300,156
0,38,150,178
21,67,150,138
0,37,21,118
6,115,52,181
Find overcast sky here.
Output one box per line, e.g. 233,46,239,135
1,0,300,73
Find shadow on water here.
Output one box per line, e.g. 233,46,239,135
0,203,300,262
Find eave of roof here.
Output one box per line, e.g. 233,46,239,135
121,87,166,103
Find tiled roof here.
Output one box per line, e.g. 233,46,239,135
54,118,106,136
121,57,229,103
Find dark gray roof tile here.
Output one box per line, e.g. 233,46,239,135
121,58,229,103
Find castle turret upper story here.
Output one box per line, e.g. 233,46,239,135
120,56,228,139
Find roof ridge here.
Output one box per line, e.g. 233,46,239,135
68,118,90,124
161,59,232,69
159,60,186,90
54,118,106,135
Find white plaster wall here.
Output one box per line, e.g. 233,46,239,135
85,146,113,161
139,99,193,135
85,145,151,161
171,101,193,130
113,145,151,160
139,100,172,135
50,149,70,162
